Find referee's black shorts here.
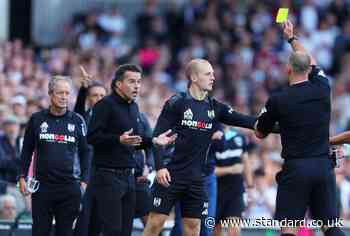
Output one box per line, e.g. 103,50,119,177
275,158,338,223
150,176,208,219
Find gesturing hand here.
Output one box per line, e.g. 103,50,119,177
119,129,142,146
153,129,177,146
79,65,92,88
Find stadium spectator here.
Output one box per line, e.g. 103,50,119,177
0,194,17,220
244,168,276,219
0,115,21,193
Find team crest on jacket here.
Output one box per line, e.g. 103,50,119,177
183,109,193,120
68,123,75,132
208,110,215,119
40,122,48,133
153,197,162,207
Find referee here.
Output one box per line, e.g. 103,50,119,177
18,76,90,236
255,20,345,236
86,64,176,236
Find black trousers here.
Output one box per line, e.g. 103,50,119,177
74,181,102,236
77,168,136,236
32,181,81,236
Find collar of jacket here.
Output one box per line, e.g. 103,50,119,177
185,90,210,104
44,108,70,118
111,90,134,105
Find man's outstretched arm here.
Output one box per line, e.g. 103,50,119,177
330,131,350,145
216,101,257,130
283,20,317,66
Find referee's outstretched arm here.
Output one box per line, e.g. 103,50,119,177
283,20,317,66
255,20,321,139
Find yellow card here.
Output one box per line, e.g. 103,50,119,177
276,8,289,23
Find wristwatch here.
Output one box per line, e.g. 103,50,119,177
288,36,298,44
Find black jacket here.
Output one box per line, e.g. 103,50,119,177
19,109,90,184
87,92,153,169
74,86,93,126
257,65,331,160
153,91,257,180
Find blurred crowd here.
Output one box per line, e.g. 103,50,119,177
0,0,350,223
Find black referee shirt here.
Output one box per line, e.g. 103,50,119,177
257,65,331,160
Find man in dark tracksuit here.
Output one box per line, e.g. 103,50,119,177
134,112,154,225
18,76,90,236
142,59,257,236
86,64,176,236
255,20,345,236
73,68,106,236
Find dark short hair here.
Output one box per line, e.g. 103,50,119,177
110,64,143,90
87,81,107,95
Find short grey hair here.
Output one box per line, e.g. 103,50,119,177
289,51,311,74
0,194,16,210
48,76,73,94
